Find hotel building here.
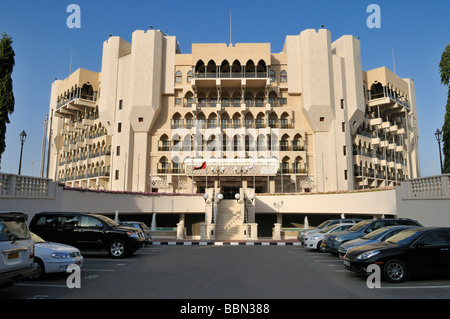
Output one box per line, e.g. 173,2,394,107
47,28,420,199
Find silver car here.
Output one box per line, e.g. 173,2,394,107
298,219,361,244
119,221,152,243
0,212,35,288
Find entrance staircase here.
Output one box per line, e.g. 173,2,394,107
215,199,243,240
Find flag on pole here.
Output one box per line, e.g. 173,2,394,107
194,161,206,170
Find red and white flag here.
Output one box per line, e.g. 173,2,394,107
194,162,206,170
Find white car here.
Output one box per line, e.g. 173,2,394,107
0,212,35,288
303,223,354,252
29,232,84,279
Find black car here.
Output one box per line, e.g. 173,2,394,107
343,227,450,283
29,212,146,258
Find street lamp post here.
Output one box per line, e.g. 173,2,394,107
18,130,27,175
435,129,443,174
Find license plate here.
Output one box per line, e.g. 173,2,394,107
8,251,19,259
343,260,350,266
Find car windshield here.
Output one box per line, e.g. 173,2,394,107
94,214,119,227
362,227,389,240
0,217,31,241
320,225,338,233
385,228,424,245
348,220,371,232
316,220,332,228
31,232,46,243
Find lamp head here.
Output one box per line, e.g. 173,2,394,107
435,129,442,142
20,130,27,143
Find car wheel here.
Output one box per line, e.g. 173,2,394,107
383,259,407,283
30,258,45,280
108,239,128,258
317,241,326,252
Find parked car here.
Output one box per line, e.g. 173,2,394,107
338,226,418,259
29,232,84,280
321,218,423,254
119,221,152,243
29,212,146,258
343,227,450,283
297,218,362,243
303,223,355,252
0,212,35,288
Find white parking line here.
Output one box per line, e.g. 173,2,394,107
17,283,67,288
381,285,450,289
83,258,139,261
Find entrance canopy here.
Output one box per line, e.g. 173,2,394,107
184,158,278,176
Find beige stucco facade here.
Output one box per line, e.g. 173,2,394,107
47,28,420,198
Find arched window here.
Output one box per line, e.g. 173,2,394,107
206,60,216,77
159,134,170,151
370,82,384,99
281,156,290,174
232,60,241,77
220,60,230,77
187,70,192,83
294,156,305,174
158,156,169,174
195,60,205,77
81,83,94,100
280,70,287,82
270,70,276,82
175,70,182,83
245,60,255,77
257,60,267,78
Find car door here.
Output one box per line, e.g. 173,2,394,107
32,215,59,242
72,215,105,249
410,230,450,274
57,215,80,246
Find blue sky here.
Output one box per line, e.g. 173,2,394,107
0,0,448,178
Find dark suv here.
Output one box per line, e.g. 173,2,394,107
321,218,423,254
29,212,145,258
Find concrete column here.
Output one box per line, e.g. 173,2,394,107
269,178,275,193
273,223,281,240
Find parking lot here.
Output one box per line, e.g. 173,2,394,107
2,243,450,301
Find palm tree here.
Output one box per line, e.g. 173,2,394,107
439,44,450,173
0,32,15,170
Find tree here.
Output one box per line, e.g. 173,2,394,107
440,44,450,173
0,32,15,169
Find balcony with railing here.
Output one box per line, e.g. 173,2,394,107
56,85,98,111
366,86,410,110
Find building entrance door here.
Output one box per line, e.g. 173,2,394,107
222,186,240,200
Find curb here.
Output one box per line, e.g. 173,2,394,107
148,241,302,246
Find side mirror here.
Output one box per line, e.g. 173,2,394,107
96,223,104,229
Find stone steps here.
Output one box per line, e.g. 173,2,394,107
215,199,243,240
